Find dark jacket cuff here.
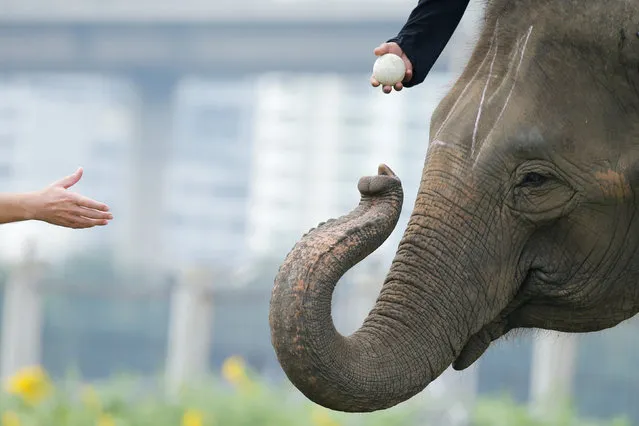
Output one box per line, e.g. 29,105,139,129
387,35,423,88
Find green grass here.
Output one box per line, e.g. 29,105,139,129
473,395,630,426
0,373,422,426
0,365,631,426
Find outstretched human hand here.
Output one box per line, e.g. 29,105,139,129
370,42,414,94
28,167,113,229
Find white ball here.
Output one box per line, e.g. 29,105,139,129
372,53,406,86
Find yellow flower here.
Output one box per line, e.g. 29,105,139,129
311,407,340,426
5,365,52,405
221,356,252,391
96,413,116,426
181,409,204,426
1,411,21,426
81,385,102,412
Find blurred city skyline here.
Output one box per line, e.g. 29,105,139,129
0,0,484,274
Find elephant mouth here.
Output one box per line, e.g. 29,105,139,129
453,317,509,370
452,270,538,370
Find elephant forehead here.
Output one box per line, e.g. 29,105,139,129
433,16,639,162
486,0,639,63
431,23,538,155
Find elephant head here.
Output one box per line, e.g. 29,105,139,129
269,0,639,412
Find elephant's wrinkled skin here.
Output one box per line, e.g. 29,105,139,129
269,0,639,413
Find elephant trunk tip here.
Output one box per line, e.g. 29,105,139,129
358,164,402,197
378,163,396,176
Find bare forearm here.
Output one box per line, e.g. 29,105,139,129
0,192,37,224
0,168,112,229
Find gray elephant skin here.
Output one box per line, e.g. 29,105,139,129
269,0,639,413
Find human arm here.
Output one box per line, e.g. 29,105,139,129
372,0,471,92
0,167,113,228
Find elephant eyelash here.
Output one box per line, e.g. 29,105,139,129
518,172,550,188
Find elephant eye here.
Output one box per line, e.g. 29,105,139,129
518,172,549,188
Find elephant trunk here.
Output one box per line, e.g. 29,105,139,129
269,163,495,412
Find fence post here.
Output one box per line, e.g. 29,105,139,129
529,332,578,419
341,265,381,334
0,241,46,381
165,266,214,395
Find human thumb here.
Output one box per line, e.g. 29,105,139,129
373,43,392,56
376,42,405,57
53,167,83,189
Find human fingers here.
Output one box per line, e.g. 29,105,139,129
73,206,113,220
57,213,109,229
394,82,404,91
69,193,110,212
371,76,381,87
382,85,393,94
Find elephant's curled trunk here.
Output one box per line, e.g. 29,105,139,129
269,164,405,412
269,164,478,412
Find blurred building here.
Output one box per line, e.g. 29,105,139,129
246,71,456,264
0,0,484,272
163,77,254,269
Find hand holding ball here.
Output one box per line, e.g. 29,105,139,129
372,53,406,86
370,42,413,93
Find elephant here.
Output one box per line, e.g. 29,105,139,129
269,0,639,413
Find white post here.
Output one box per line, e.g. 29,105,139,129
529,331,578,419
419,363,479,426
334,260,386,336
346,267,380,332
165,266,214,395
0,241,46,380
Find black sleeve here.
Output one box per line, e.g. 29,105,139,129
388,0,471,87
